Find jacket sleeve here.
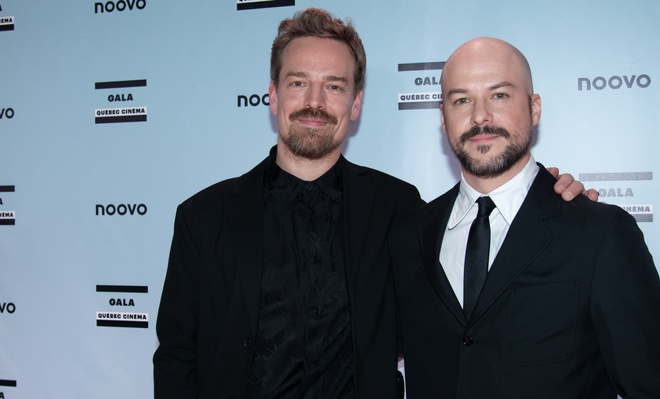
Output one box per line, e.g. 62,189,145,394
153,204,201,399
591,210,660,398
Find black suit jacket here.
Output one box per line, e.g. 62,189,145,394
154,154,421,398
391,166,660,398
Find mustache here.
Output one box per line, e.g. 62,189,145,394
289,108,338,125
460,125,510,144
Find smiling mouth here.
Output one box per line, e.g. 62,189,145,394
289,108,337,125
470,133,498,142
461,125,510,144
298,117,329,127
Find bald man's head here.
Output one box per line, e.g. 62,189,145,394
439,37,542,188
441,37,534,97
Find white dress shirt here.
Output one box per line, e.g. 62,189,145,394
439,157,540,307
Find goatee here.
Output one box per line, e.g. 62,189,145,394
451,124,531,178
283,108,340,160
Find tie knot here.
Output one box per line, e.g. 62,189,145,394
476,196,496,217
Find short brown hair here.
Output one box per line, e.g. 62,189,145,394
270,8,366,94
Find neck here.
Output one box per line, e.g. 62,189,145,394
275,143,341,182
463,153,531,194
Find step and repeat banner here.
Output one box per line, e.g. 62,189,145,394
1,0,657,398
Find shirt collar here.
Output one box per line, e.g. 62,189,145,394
448,156,539,229
263,145,344,207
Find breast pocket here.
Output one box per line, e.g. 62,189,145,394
504,281,579,366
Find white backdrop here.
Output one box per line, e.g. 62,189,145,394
0,0,657,398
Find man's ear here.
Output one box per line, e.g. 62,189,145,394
268,81,278,116
350,90,364,122
531,93,542,126
440,102,447,133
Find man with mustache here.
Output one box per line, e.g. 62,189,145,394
390,37,660,398
153,10,590,399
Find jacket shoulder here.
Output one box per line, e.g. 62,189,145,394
534,166,631,222
180,159,266,210
345,159,421,198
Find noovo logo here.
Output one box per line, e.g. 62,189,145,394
238,93,269,107
0,108,14,119
0,302,16,314
96,203,147,216
578,74,651,91
95,0,146,13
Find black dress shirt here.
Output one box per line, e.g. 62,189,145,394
244,148,354,399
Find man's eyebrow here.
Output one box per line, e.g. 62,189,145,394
324,75,349,83
445,82,515,97
489,81,515,90
283,72,349,83
445,88,468,97
284,71,309,79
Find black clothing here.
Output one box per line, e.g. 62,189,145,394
245,151,353,398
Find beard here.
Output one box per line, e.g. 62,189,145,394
450,123,532,178
282,107,340,160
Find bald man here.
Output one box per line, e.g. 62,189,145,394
390,37,660,398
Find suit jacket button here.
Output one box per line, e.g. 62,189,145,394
463,336,474,346
243,339,253,348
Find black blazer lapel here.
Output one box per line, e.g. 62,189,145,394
224,160,267,334
342,161,376,300
470,166,559,323
420,184,466,324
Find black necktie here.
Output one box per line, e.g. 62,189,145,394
464,196,496,319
